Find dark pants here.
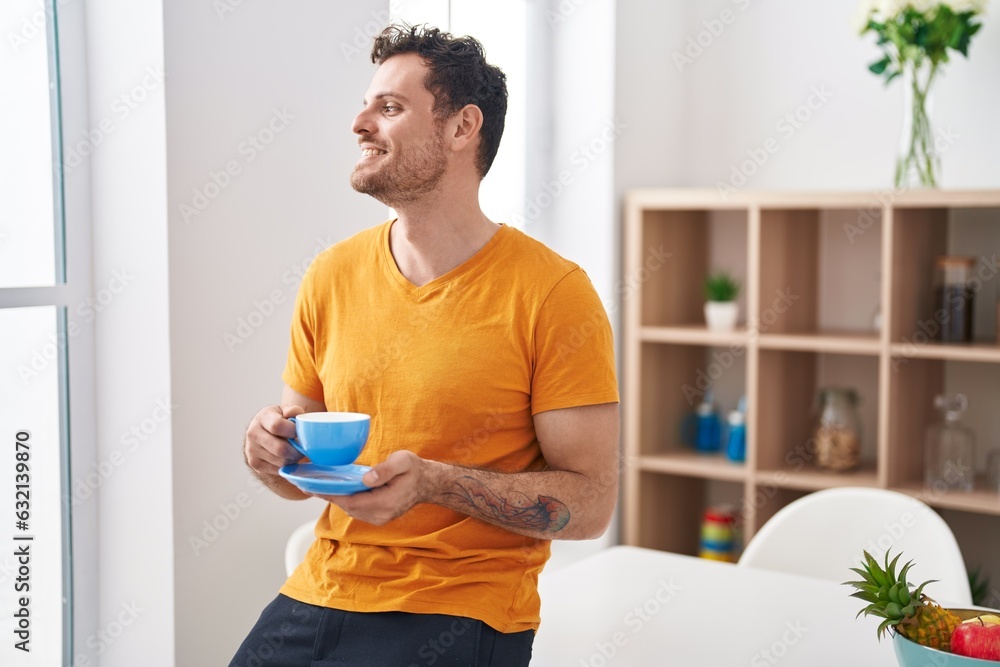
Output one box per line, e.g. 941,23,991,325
229,594,534,667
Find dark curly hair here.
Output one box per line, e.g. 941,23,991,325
371,24,508,179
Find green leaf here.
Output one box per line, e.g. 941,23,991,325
849,567,877,585
703,272,740,301
969,565,991,607
912,579,938,600
869,56,891,76
863,605,888,619
955,31,971,57
898,560,913,585
948,23,965,49
887,553,902,582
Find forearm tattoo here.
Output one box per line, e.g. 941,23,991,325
444,476,571,533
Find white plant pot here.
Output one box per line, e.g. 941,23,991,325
704,301,738,331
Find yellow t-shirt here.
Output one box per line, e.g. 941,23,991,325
279,220,619,633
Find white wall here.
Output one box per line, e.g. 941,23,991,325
539,0,618,310
533,0,622,568
161,2,390,665
83,1,174,665
616,0,1000,192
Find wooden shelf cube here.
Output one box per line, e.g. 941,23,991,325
623,189,1000,581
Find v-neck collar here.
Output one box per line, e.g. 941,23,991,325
379,219,508,297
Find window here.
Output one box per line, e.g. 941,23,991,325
0,0,79,663
390,0,532,229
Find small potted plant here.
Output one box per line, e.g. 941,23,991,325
704,271,740,331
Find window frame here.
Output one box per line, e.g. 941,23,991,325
0,0,99,662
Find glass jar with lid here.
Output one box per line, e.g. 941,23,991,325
924,393,976,492
814,387,862,472
933,256,976,343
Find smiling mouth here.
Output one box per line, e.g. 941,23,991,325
361,148,387,157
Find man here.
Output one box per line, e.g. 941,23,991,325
232,24,619,667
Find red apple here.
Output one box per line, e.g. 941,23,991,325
951,618,1000,661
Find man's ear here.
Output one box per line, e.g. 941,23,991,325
448,104,484,152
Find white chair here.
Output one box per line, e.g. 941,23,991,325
738,487,972,606
285,520,316,577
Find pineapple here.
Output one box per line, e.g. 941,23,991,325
845,550,962,651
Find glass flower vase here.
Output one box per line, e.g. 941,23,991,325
895,60,940,189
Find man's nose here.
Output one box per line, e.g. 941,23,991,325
352,109,372,136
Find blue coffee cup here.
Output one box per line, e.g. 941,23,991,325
286,412,371,467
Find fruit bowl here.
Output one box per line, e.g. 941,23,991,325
893,609,1000,666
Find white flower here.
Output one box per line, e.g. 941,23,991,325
856,0,879,16
874,0,911,18
864,0,987,19
908,0,939,12
853,0,877,32
941,0,988,13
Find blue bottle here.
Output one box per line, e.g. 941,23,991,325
682,390,724,453
694,401,721,452
725,396,747,462
725,409,746,462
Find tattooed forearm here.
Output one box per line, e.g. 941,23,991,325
444,476,571,533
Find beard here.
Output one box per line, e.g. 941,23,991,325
350,128,448,208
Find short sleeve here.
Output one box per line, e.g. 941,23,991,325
282,265,325,402
530,268,619,415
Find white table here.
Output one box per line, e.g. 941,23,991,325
532,546,897,666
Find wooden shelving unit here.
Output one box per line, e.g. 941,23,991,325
623,189,1000,559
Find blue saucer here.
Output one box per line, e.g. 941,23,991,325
279,463,371,495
